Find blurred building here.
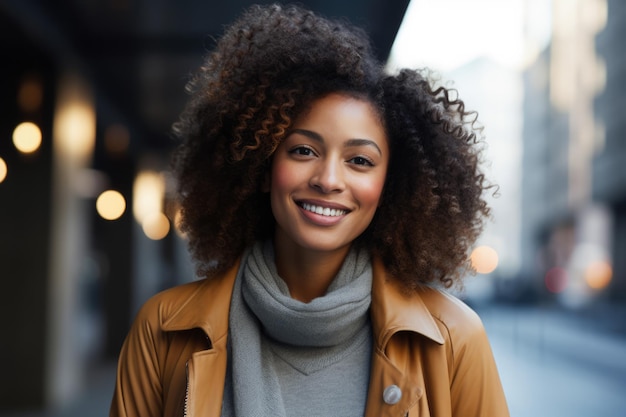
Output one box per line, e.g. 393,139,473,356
0,12,191,410
445,57,523,303
520,0,624,306
593,0,626,300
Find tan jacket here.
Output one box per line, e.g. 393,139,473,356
110,258,509,417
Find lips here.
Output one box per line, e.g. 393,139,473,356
298,202,348,217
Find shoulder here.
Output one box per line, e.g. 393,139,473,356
414,289,509,415
133,279,210,327
416,286,486,347
133,262,239,337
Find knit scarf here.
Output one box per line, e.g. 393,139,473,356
221,240,373,416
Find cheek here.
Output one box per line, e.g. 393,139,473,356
356,176,387,208
270,159,296,195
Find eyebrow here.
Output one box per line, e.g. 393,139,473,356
291,128,383,156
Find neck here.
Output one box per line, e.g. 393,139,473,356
273,239,351,303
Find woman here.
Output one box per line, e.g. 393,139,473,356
110,4,509,416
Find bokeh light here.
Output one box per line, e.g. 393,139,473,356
53,75,96,162
142,212,170,240
13,122,42,154
133,170,165,224
470,245,499,274
585,260,612,290
96,190,126,220
545,267,569,293
0,157,7,183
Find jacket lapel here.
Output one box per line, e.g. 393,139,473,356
184,337,229,417
161,262,239,417
366,257,444,416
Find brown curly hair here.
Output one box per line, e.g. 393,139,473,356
172,3,492,291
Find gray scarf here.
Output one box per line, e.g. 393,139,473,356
221,240,373,416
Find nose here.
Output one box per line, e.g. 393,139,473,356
309,158,345,193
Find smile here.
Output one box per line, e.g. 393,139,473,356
300,203,347,217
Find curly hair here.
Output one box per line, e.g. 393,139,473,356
172,3,492,290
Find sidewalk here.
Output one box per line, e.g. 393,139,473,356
477,302,626,383
477,303,626,417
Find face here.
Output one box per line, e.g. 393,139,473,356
270,93,389,256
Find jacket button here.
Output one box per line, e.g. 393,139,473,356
383,384,402,405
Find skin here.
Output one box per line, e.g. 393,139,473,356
269,93,389,302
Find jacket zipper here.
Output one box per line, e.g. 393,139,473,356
184,361,190,417
184,335,211,417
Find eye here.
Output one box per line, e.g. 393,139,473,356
348,156,374,166
289,146,316,157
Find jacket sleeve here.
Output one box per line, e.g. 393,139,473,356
109,300,164,417
448,311,510,417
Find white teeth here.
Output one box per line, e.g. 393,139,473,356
302,203,346,217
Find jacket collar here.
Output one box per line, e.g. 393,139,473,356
160,255,444,347
160,260,240,344
370,257,444,346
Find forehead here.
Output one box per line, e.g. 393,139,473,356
299,92,381,117
294,93,385,133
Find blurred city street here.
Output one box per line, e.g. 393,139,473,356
2,303,625,417
479,304,626,417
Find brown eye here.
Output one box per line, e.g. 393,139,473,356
289,146,315,156
348,156,374,166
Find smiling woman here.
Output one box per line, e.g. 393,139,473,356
270,93,389,301
110,4,509,417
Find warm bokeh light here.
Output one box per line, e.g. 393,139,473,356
13,122,42,153
545,267,569,293
133,170,165,224
53,75,96,162
470,245,499,274
104,124,130,156
142,212,170,240
18,76,43,112
96,190,126,220
0,157,7,183
585,260,612,290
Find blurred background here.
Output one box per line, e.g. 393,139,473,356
0,0,624,416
